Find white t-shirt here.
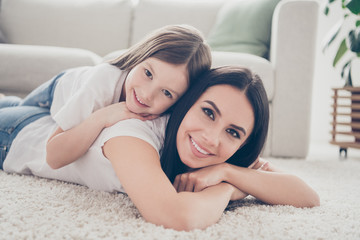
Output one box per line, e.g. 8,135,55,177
51,63,127,131
3,115,168,193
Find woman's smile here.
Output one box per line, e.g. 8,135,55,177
189,136,213,158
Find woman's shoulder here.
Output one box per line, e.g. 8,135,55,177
99,115,169,155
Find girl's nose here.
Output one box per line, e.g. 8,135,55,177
141,86,154,102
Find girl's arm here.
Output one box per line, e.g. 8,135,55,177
46,103,156,169
174,158,320,208
102,136,239,231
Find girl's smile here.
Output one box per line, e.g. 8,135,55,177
133,90,149,108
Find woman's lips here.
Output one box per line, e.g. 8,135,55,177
189,136,213,158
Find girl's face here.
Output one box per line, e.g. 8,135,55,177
176,84,255,169
123,57,189,115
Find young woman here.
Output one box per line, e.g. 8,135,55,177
0,66,319,231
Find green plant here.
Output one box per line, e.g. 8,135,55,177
323,0,360,86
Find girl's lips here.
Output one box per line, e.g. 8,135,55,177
189,136,213,158
133,90,149,107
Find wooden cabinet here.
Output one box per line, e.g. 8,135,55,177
331,87,360,157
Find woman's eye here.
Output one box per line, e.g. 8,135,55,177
202,108,214,120
162,89,173,99
145,69,153,79
226,129,240,139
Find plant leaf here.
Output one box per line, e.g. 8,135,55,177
341,60,351,78
357,20,360,27
348,27,360,52
341,60,353,87
322,19,343,53
345,0,360,15
333,38,348,66
324,6,330,15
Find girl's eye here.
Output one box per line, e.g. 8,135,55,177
226,129,240,139
162,89,173,99
202,108,214,120
145,69,153,79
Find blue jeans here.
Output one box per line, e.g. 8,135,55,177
0,72,64,109
0,106,50,169
0,72,63,169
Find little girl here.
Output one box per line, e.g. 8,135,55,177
0,24,211,168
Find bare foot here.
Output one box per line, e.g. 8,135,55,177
0,93,5,99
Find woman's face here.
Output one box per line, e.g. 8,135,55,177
176,84,255,169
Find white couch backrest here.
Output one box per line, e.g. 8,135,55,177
0,0,133,56
131,0,224,46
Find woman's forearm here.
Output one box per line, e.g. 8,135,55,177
173,182,234,230
224,164,320,208
46,112,106,169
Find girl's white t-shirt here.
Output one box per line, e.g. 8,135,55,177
3,115,168,193
51,62,127,131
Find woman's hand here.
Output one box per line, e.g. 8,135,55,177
230,184,248,201
94,102,159,128
173,163,228,192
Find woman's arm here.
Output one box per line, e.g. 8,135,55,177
223,163,320,207
102,136,238,231
174,159,320,208
46,103,155,169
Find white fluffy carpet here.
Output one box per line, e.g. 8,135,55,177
1,158,359,240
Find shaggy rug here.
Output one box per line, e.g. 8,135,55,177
0,158,359,240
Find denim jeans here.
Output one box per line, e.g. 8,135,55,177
0,106,50,169
0,72,64,109
0,72,63,169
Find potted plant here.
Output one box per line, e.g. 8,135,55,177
322,0,360,87
324,0,360,152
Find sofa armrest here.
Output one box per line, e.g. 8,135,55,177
0,44,102,94
269,0,319,157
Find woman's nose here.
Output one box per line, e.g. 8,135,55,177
202,128,220,147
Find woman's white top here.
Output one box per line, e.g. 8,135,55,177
3,115,168,193
3,62,169,193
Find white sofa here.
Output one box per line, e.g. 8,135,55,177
0,0,319,158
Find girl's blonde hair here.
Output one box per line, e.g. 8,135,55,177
109,25,211,85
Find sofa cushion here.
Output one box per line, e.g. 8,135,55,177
0,0,133,56
0,44,102,93
211,51,274,101
131,0,223,46
207,0,280,58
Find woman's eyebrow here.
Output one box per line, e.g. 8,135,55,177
205,100,221,115
230,124,247,136
205,100,247,136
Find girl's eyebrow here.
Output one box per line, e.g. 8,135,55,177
146,62,180,98
204,100,247,136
